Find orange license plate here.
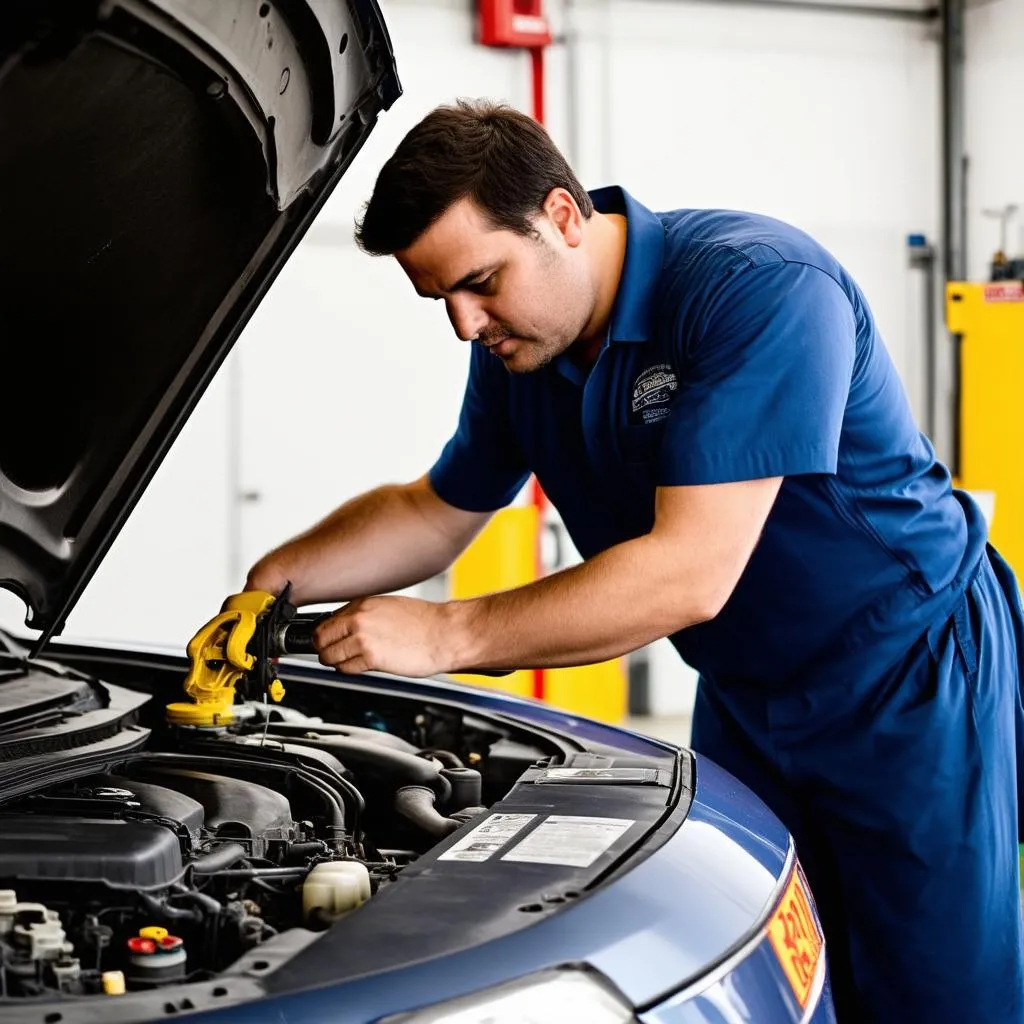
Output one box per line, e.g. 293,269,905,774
767,867,824,1009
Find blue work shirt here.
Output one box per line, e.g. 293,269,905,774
429,186,988,692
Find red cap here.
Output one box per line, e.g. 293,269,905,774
158,935,183,951
127,937,156,955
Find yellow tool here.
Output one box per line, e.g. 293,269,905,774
168,586,314,727
172,584,517,728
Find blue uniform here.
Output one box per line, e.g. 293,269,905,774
429,186,1024,1021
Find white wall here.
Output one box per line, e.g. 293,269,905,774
232,0,537,582
2,0,971,720
965,0,1024,281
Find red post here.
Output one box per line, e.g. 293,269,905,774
529,43,547,702
530,45,545,125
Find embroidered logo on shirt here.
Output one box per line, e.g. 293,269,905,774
631,364,678,424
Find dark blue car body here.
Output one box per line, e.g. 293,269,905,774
223,669,836,1024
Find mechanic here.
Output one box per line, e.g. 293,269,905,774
246,99,1024,1021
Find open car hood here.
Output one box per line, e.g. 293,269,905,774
0,0,399,650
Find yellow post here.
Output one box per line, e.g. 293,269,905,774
448,506,538,700
447,505,627,723
946,281,1024,578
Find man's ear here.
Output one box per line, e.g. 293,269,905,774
542,187,584,249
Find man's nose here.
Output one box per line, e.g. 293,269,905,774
446,296,488,342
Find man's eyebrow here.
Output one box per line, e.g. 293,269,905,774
414,265,496,300
443,266,494,293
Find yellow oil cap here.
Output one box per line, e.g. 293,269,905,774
102,970,126,995
165,700,234,727
139,926,169,941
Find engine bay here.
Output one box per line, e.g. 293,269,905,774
0,651,581,1005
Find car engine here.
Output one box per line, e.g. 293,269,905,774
0,669,515,1001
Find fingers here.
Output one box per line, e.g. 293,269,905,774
311,599,381,673
312,604,358,650
320,643,372,675
317,613,374,674
319,635,360,668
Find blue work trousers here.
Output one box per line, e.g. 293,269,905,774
691,548,1024,1022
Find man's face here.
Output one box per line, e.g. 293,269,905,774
395,193,594,374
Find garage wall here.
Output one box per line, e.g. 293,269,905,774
1,1,947,710
964,0,1024,282
571,0,940,407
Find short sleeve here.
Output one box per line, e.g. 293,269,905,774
428,344,531,512
658,261,856,487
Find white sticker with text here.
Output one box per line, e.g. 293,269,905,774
437,813,537,863
502,815,635,868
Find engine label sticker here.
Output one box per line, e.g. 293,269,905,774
437,813,537,863
535,767,660,785
502,815,635,868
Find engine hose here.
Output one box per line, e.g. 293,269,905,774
138,890,202,925
211,741,359,844
171,888,223,915
450,806,489,825
190,842,248,874
418,748,465,769
260,721,420,754
264,734,452,803
440,766,482,811
295,758,364,836
208,867,309,878
393,786,461,839
265,757,349,851
286,841,330,862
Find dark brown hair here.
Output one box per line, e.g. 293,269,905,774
354,98,593,256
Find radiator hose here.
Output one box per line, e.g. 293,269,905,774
265,734,452,802
393,786,462,839
189,842,248,874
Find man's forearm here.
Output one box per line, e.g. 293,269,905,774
444,532,726,671
246,479,487,605
310,479,776,680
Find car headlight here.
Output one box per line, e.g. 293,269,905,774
380,966,636,1024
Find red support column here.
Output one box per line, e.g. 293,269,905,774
529,43,547,702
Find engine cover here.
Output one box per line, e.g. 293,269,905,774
0,816,183,887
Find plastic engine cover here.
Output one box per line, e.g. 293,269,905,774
0,816,183,887
94,775,205,834
139,769,292,835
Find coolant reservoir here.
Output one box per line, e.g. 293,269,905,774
302,861,371,924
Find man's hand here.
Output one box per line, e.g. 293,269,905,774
312,596,457,678
308,477,781,677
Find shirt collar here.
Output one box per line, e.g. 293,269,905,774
589,185,666,345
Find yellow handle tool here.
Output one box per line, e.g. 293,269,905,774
166,590,277,727
170,584,512,729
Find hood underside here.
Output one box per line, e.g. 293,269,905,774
0,0,399,649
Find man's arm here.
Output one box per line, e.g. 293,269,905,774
312,476,781,676
245,474,492,605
